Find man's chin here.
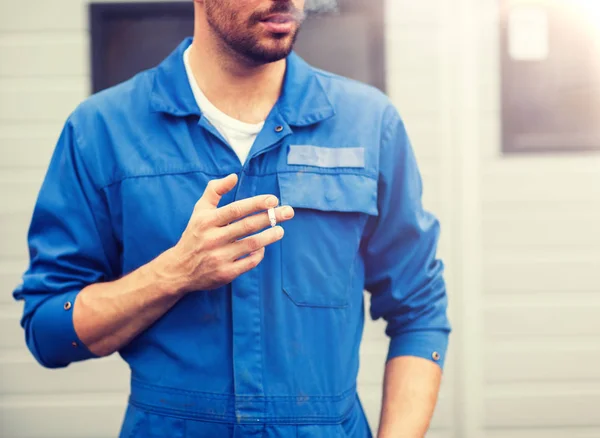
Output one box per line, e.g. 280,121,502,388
246,42,295,64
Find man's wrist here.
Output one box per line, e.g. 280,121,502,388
145,247,191,298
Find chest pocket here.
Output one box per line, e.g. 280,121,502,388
278,171,378,308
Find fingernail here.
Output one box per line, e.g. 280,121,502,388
276,226,284,238
266,196,278,208
282,206,294,219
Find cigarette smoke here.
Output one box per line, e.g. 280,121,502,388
305,0,339,14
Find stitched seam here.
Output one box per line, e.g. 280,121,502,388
100,168,237,190
130,401,352,423
99,169,377,190
66,120,120,279
131,378,356,401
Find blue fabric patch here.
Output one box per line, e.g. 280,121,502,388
288,145,365,168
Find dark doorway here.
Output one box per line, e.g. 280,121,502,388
89,1,385,94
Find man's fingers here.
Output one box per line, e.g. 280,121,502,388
214,194,279,226
225,206,294,241
196,174,239,209
230,247,266,277
227,226,285,260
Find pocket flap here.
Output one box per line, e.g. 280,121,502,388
278,172,378,215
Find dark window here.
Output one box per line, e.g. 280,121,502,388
500,1,600,153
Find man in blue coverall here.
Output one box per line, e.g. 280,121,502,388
14,0,450,436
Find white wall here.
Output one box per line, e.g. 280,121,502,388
0,1,131,437
1,0,599,437
0,2,163,437
478,1,600,437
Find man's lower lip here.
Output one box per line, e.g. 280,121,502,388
260,20,295,33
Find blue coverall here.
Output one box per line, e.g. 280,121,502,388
14,38,450,437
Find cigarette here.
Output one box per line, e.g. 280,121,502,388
268,208,277,227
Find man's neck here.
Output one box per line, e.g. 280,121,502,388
189,27,287,124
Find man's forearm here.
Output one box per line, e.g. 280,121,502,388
377,356,442,438
72,182,292,359
73,248,187,357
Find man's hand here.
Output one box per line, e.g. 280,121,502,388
73,174,293,357
161,173,295,294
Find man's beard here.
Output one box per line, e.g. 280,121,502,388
205,2,303,64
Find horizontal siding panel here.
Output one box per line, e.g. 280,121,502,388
486,292,600,306
0,136,56,169
0,304,25,349
482,161,600,202
0,0,188,33
0,393,126,438
484,258,600,293
483,201,600,217
0,86,86,122
0,35,88,77
485,428,600,438
0,2,85,32
0,123,62,168
485,338,600,383
485,248,600,264
0,357,129,394
483,212,600,248
484,383,600,427
485,302,600,338
0,178,43,214
484,157,600,174
0,213,31,259
0,260,27,304
1,278,23,304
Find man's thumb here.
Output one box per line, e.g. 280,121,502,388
196,174,238,209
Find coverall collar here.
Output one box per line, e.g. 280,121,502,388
150,38,336,127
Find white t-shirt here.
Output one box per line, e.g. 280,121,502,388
183,47,264,165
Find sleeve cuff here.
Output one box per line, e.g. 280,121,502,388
30,291,97,368
387,330,449,369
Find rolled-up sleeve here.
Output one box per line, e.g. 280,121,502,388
13,118,118,368
362,106,451,369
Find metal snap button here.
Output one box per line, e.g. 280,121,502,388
432,351,441,361
64,301,72,311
